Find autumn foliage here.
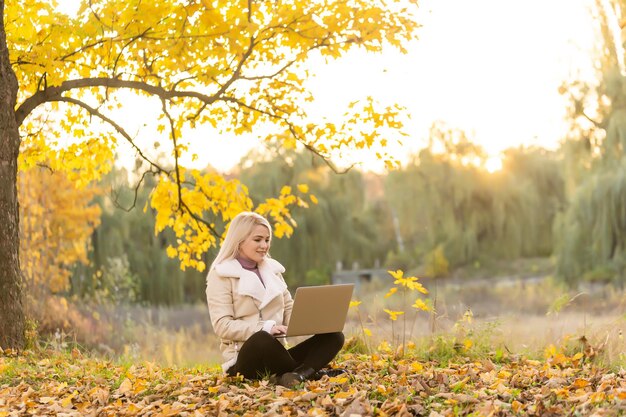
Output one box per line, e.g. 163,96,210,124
8,0,417,273
1,346,625,416
19,166,102,294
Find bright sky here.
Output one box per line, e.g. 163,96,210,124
57,0,597,173
303,0,597,172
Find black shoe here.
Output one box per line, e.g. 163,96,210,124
277,371,306,387
277,367,316,387
311,368,347,380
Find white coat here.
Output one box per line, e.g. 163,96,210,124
206,258,293,371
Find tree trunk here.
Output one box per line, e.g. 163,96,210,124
0,1,24,349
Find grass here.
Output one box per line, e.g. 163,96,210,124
22,262,626,372
2,340,625,416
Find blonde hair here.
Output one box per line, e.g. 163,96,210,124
210,211,272,270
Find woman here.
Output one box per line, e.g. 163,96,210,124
206,211,345,386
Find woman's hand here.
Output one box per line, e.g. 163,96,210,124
270,324,288,336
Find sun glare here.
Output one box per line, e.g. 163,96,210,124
485,156,503,173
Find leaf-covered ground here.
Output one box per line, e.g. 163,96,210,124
1,348,626,416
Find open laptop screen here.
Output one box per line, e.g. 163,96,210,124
279,284,355,337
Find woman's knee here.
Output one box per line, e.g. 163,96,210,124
245,330,280,349
320,331,345,350
332,332,345,348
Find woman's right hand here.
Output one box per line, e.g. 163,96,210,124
270,324,288,336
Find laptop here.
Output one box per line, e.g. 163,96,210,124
277,284,355,337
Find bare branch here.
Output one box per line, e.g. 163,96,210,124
51,96,167,173
35,163,54,174
288,125,355,174
15,78,207,125
582,111,605,129
160,100,221,238
180,198,221,238
36,73,47,92
61,38,114,62
222,96,354,174
112,29,153,76
214,36,257,100
239,57,300,81
160,99,184,212
111,168,156,212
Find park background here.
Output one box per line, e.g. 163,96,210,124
8,0,626,415
14,0,626,368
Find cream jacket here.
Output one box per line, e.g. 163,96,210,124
206,258,293,371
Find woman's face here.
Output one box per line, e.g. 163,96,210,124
238,224,270,264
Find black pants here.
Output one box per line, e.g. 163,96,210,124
226,331,344,379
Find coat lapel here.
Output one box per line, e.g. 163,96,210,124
214,258,287,309
258,259,287,309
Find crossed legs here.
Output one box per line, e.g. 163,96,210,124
226,331,345,380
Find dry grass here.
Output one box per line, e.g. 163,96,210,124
39,276,626,368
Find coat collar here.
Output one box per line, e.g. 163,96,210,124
214,258,286,309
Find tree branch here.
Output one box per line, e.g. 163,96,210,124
221,96,353,174
112,29,153,76
51,96,167,173
111,168,156,212
288,125,355,174
581,111,605,129
15,78,208,125
161,99,220,239
161,99,184,212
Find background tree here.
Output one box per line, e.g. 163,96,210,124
19,165,102,298
556,0,626,284
71,166,207,305
0,0,418,348
386,123,564,273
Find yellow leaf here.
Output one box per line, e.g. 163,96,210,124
544,344,559,359
590,391,606,403
117,378,133,395
511,400,523,412
463,309,473,323
384,287,397,298
410,361,423,372
334,389,356,399
573,378,590,389
383,308,404,321
281,390,304,399
166,246,178,258
60,390,78,408
412,298,429,311
377,341,392,353
387,269,403,280
133,379,147,394
497,369,511,379
377,384,389,394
